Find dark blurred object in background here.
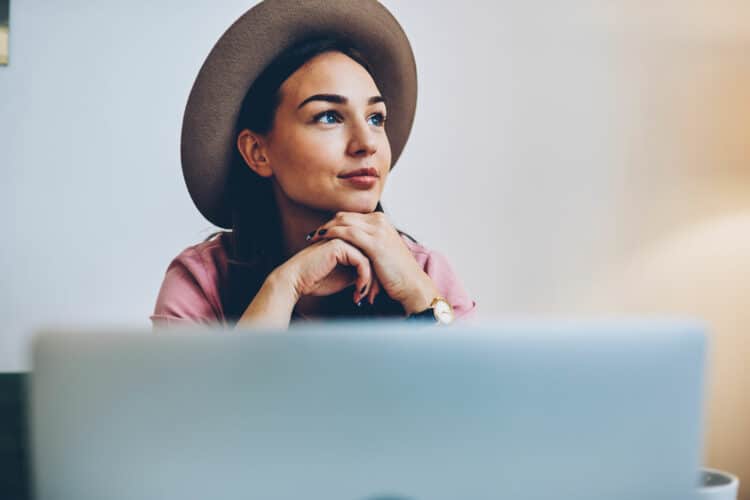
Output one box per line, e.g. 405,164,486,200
0,373,30,500
0,0,8,65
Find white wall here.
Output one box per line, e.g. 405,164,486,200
2,0,750,488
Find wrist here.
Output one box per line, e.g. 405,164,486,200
265,267,300,306
236,268,299,328
401,273,441,316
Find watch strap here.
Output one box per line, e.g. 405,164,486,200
405,307,439,322
405,296,453,324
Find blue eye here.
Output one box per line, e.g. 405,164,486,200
315,110,342,124
313,110,387,127
369,113,387,127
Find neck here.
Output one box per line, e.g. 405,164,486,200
271,181,333,259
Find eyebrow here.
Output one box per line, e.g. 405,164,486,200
297,94,385,109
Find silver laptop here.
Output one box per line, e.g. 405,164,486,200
29,320,706,500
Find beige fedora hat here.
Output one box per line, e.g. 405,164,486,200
181,0,418,228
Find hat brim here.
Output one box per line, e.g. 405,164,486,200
181,0,418,229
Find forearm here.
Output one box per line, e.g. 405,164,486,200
400,271,441,316
236,271,299,329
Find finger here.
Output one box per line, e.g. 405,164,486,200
330,240,372,303
361,272,376,304
316,226,376,259
346,252,371,304
307,212,377,242
368,276,381,305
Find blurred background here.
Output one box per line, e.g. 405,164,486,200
1,0,749,495
0,0,8,65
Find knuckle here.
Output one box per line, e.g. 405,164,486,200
325,238,341,253
332,238,351,254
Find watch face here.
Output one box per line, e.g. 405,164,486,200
434,299,454,324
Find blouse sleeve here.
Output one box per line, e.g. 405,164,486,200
422,249,477,320
150,253,223,328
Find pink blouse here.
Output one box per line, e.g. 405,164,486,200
151,232,476,327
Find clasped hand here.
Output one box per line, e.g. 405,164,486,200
277,211,438,315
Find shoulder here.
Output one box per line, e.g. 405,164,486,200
161,232,230,298
171,232,230,279
151,232,231,327
400,235,478,320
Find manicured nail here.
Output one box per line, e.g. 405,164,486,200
318,229,327,236
356,301,362,307
305,231,315,241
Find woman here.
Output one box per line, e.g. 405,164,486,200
152,0,476,328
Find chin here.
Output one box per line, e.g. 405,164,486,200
328,195,380,214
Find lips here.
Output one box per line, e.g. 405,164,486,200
338,167,379,179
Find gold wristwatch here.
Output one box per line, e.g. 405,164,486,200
407,296,455,325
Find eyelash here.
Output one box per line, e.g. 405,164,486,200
313,110,387,127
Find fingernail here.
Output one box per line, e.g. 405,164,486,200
305,231,314,241
318,229,327,236
356,301,362,307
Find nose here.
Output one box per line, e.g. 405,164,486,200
346,120,378,158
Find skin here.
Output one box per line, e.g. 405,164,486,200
235,51,440,327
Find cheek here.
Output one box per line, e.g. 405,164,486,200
296,132,342,169
379,132,392,167
271,130,341,188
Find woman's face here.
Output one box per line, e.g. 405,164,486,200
245,51,391,214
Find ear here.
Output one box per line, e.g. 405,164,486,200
237,129,273,178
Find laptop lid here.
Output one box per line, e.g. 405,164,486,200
29,320,706,500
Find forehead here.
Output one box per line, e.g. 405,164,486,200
280,51,381,104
